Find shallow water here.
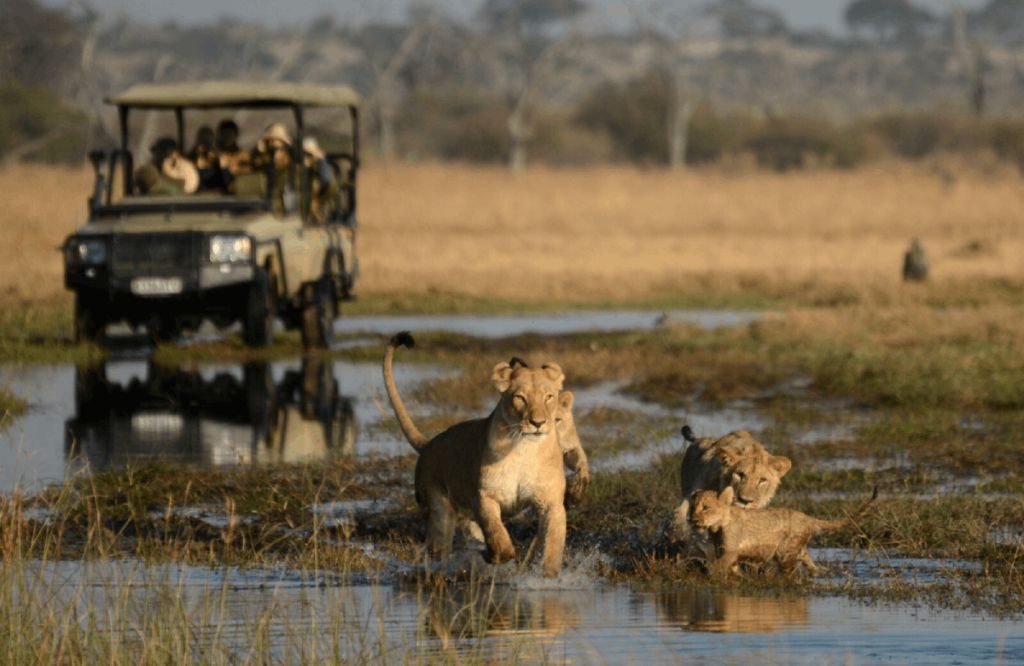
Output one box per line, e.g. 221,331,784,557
0,358,450,493
333,309,766,337
21,557,1023,664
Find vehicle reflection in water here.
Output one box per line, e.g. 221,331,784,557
657,589,810,633
65,359,355,474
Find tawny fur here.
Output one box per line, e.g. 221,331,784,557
382,332,568,577
458,390,587,546
508,357,588,507
689,486,878,578
662,428,792,556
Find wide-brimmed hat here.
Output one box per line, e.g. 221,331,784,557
302,137,325,160
162,156,200,194
262,123,292,147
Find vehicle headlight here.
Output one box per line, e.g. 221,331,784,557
67,239,107,265
209,235,252,263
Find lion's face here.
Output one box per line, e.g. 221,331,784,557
555,391,580,453
689,488,733,531
492,361,564,438
716,442,792,509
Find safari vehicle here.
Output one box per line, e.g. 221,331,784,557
62,81,360,347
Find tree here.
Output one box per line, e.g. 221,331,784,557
0,0,80,90
844,0,934,41
474,0,590,172
971,0,1024,38
703,0,787,38
629,1,708,170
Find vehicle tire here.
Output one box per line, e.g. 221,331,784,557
243,267,275,347
301,275,335,349
75,292,106,344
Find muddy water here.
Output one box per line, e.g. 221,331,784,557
26,558,1023,664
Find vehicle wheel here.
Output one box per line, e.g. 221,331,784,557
243,268,275,347
301,275,335,349
75,293,106,344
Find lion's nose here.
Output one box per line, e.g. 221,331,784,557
529,419,546,429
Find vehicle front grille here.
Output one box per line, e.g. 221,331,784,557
112,233,196,274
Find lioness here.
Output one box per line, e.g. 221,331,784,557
689,486,878,578
509,357,588,507
662,427,792,556
382,332,568,577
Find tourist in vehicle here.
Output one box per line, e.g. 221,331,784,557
303,137,338,221
136,137,199,195
252,123,295,213
252,123,293,171
189,126,225,191
215,119,251,176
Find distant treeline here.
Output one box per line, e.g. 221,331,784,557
6,74,1024,173
393,72,1024,172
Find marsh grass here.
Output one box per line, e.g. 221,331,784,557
0,483,563,665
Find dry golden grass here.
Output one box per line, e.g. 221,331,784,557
3,159,1024,305
1,164,91,304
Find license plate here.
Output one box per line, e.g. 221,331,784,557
131,277,183,296
131,413,184,437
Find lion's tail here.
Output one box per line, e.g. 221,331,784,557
812,486,878,532
382,331,430,452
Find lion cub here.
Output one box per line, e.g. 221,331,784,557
383,332,569,577
689,486,878,579
662,427,792,557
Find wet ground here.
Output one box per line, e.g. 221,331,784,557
28,557,1024,665
2,310,1022,662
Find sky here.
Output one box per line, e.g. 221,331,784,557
51,0,990,34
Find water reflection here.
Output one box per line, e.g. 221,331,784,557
426,585,577,642
656,589,810,633
64,359,355,474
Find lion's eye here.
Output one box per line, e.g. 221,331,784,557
758,478,767,486
736,472,745,480
513,395,526,405
545,394,554,402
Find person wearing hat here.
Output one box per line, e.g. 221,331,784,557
303,137,338,222
252,123,293,172
252,123,296,214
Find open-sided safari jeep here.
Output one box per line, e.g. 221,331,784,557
62,81,360,348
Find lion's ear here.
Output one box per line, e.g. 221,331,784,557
719,486,735,505
715,446,743,467
492,362,513,392
768,454,792,477
558,391,574,411
541,363,564,390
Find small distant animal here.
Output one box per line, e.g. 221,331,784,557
903,238,928,281
382,332,568,577
689,486,879,579
661,427,792,558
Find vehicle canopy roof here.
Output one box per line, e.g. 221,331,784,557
106,81,360,109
